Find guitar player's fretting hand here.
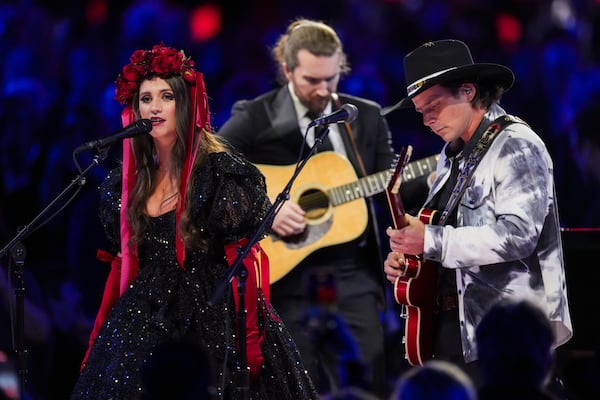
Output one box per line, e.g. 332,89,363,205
271,201,307,237
386,214,425,256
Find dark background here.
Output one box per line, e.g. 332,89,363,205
0,0,599,399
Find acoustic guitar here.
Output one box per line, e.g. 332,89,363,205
256,150,438,283
385,145,439,366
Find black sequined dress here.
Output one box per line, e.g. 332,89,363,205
71,152,318,399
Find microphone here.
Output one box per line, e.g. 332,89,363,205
75,119,153,152
308,104,358,128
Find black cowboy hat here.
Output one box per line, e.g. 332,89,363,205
382,39,514,115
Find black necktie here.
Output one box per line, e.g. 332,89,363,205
306,111,333,152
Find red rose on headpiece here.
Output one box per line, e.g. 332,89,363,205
182,70,196,84
129,49,147,65
152,51,183,75
122,64,141,82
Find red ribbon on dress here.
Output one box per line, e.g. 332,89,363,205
224,239,271,381
80,249,123,370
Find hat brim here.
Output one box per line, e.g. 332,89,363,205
381,63,514,116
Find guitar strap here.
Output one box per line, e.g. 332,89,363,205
332,93,368,177
437,114,526,225
332,94,386,280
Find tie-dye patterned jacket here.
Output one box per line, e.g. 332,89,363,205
423,104,573,363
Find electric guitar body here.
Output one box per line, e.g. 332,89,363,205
385,145,439,366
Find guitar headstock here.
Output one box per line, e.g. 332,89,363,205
385,145,413,229
386,145,413,195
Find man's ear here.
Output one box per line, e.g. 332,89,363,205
282,63,292,80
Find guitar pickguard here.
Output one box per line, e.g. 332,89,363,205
271,218,334,249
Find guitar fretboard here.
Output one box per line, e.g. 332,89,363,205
328,154,439,206
402,155,439,181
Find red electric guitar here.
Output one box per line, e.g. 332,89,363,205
385,145,439,366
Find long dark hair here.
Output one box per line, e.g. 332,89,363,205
126,75,225,247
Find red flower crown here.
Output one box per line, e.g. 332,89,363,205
115,43,196,104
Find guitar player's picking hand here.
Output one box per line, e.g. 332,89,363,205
271,201,307,237
386,215,425,256
383,251,405,284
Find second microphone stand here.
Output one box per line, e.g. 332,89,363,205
209,125,331,399
0,147,109,399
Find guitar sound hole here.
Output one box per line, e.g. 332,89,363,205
298,188,330,221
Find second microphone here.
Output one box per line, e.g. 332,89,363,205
308,104,358,128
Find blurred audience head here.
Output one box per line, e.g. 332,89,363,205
140,340,214,400
475,299,555,389
390,359,476,400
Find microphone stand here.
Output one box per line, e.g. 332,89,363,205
209,125,331,399
0,147,109,399
8,241,26,398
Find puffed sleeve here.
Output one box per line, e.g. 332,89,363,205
189,152,273,243
98,166,123,253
